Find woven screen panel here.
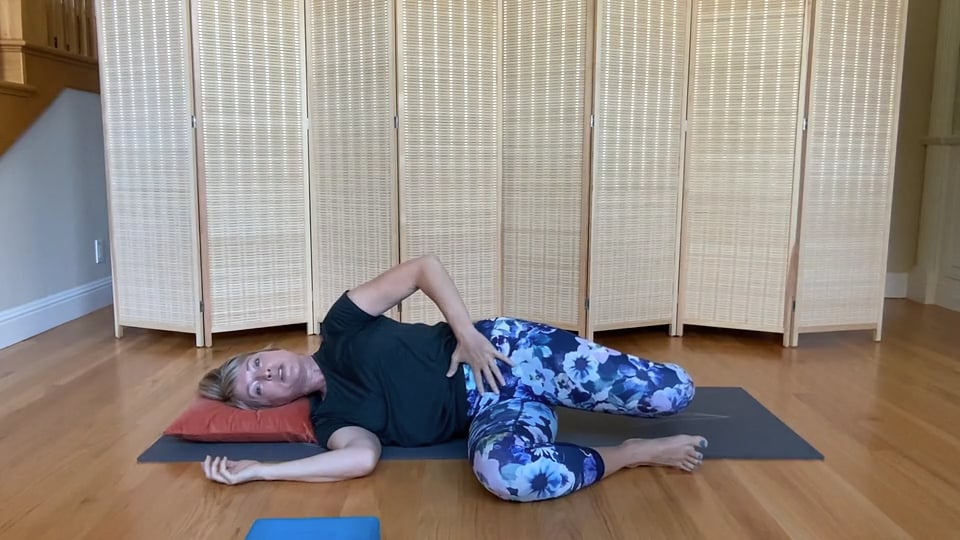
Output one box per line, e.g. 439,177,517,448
308,0,397,322
590,0,687,328
98,0,198,331
398,0,499,324
195,0,309,332
501,0,586,328
796,0,906,329
681,0,804,332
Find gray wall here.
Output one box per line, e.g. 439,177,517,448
889,0,940,273
0,89,111,312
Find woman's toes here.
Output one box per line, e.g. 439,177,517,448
678,453,702,471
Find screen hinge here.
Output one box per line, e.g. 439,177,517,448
191,115,197,129
394,115,399,129
199,300,204,313
802,117,807,131
589,114,594,129
585,298,590,310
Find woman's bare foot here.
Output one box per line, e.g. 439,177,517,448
623,435,707,472
595,434,708,477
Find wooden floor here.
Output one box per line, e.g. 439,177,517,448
1,300,959,539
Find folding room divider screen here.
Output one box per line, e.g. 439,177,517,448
589,0,687,334
501,0,591,332
97,0,203,343
307,0,399,326
192,0,312,340
396,0,502,325
679,0,806,336
792,0,908,346
97,0,907,347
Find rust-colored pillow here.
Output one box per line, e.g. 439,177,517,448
164,397,317,443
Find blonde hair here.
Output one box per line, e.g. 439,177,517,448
198,346,278,409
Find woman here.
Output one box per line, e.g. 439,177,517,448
198,255,706,502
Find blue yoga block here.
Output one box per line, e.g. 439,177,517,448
245,517,381,540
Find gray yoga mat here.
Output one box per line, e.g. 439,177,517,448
138,387,822,463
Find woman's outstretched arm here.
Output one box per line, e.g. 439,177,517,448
202,426,381,485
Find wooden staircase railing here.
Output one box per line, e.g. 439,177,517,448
1,0,100,155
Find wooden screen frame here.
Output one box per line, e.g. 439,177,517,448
187,0,212,346
579,0,597,337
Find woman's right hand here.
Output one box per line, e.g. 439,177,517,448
202,455,262,485
448,326,512,394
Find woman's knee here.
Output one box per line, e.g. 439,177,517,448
470,442,577,503
471,454,578,503
648,362,695,415
471,449,518,501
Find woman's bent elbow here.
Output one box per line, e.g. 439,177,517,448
419,253,442,268
351,449,380,478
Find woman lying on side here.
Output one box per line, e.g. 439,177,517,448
198,255,706,502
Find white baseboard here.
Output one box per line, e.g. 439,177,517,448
885,272,909,298
0,277,113,350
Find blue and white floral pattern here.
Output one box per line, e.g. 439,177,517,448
465,318,696,502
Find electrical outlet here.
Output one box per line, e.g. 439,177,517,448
94,239,105,264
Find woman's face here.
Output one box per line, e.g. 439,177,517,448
232,349,307,408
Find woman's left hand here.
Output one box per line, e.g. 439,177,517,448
202,455,261,485
447,327,512,394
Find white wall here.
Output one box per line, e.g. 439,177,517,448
0,89,112,348
888,0,939,277
909,0,960,312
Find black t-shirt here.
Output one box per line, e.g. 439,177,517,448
310,292,468,448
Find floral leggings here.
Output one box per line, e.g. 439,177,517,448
464,318,696,503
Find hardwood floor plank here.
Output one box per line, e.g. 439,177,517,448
733,461,912,540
